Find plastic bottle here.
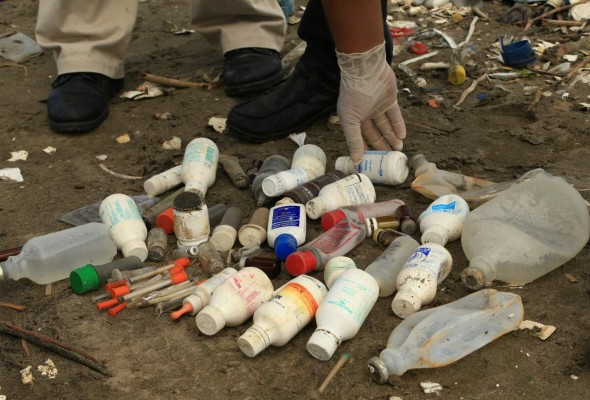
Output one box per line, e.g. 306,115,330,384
196,267,274,335
419,194,470,246
173,192,210,247
285,216,366,276
276,171,346,205
252,155,290,206
335,151,409,186
170,267,238,319
306,173,376,220
262,168,309,198
460,170,590,290
210,207,242,252
320,199,407,231
365,205,417,237
323,256,357,289
238,275,328,357
392,243,453,319
368,289,524,383
70,256,143,294
267,204,306,261
238,207,270,249
197,242,225,275
146,227,168,262
246,159,263,184
181,137,219,198
144,165,183,197
239,256,282,279
291,143,327,180
0,222,117,285
365,236,420,297
219,154,249,190
306,268,379,361
100,193,149,261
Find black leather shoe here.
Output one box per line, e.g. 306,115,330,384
223,48,282,97
227,66,338,143
47,72,124,133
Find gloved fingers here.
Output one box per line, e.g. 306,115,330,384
361,119,392,151
342,121,365,163
386,104,407,140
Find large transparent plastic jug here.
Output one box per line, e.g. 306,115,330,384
368,289,524,383
460,170,590,290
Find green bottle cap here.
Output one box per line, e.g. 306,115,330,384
70,265,99,294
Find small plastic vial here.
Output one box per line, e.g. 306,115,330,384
219,154,249,190
239,256,282,279
197,242,226,275
147,227,168,262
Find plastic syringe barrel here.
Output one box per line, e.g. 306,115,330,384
93,256,143,284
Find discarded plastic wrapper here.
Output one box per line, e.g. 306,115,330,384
57,195,158,226
0,167,24,182
0,32,43,62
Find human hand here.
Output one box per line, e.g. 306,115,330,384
336,42,406,163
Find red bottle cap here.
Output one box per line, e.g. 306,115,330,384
285,250,318,276
411,42,428,55
174,257,191,268
156,207,175,234
110,285,130,298
170,271,188,285
321,209,346,231
169,264,184,275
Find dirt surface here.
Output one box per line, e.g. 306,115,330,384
1,1,590,399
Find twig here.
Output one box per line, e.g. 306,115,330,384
319,353,352,393
542,19,584,27
472,7,489,21
99,163,143,180
21,339,31,357
524,0,590,30
453,74,488,108
406,120,452,133
563,55,590,83
0,320,111,376
0,302,26,311
526,90,544,114
140,73,213,89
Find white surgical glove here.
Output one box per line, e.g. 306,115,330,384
337,42,407,163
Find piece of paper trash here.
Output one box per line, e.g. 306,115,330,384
43,146,57,154
579,102,590,111
565,273,579,282
0,167,24,182
420,381,442,394
208,117,227,133
20,366,33,385
162,136,182,150
0,32,44,62
328,115,341,125
8,150,28,162
174,29,196,35
519,320,556,340
563,54,579,63
96,154,108,161
37,359,58,379
120,82,168,100
116,134,131,144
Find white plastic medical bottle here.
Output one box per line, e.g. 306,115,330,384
306,268,379,361
262,168,309,198
100,194,148,261
419,194,470,246
365,236,420,297
323,256,357,289
306,173,376,220
335,151,409,186
196,267,274,335
238,275,328,357
144,165,183,197
181,138,219,198
291,144,327,180
267,204,307,261
392,243,453,318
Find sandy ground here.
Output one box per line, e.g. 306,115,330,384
1,1,589,399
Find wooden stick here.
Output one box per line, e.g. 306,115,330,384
0,320,111,376
99,163,143,180
526,90,544,114
0,302,26,311
140,73,213,89
318,353,351,394
526,67,563,77
525,0,590,30
542,19,584,27
21,339,31,357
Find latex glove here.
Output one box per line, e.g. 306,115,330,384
337,42,406,163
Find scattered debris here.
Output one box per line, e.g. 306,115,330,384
0,32,43,62
318,353,351,394
116,134,131,144
518,320,556,340
173,29,195,35
565,273,579,282
45,282,52,297
7,150,28,162
571,374,579,380
20,365,33,385
99,164,143,180
454,74,488,108
38,359,58,379
95,154,108,161
0,302,26,311
0,167,23,182
208,117,227,133
43,146,56,154
328,115,341,125
140,72,215,90
162,136,182,150
153,111,173,120
120,81,169,100
420,381,443,394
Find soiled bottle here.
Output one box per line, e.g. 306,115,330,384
252,155,290,206
460,170,590,290
368,289,524,383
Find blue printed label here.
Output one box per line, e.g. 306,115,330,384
431,201,456,213
271,206,301,229
405,247,431,267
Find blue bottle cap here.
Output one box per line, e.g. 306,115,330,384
274,234,298,261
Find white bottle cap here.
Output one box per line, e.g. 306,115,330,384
306,328,340,361
261,175,284,197
196,305,226,335
183,294,204,316
391,290,422,319
238,325,271,357
305,197,329,220
238,225,267,248
121,240,149,262
210,225,238,252
334,156,352,173
420,224,448,246
184,180,208,199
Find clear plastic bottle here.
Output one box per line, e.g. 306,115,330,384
291,143,327,180
368,289,524,383
460,170,590,290
320,199,406,232
252,155,290,206
365,236,420,297
181,137,219,198
0,222,117,284
238,275,328,357
306,268,379,361
335,150,409,186
419,194,470,246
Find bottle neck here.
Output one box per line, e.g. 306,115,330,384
380,347,412,376
0,255,24,281
464,254,497,289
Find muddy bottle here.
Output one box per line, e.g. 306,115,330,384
197,242,225,275
246,159,263,184
147,227,168,262
460,170,590,290
196,267,274,335
276,171,347,205
100,193,148,261
392,243,453,319
335,150,409,186
239,256,282,278
252,155,290,206
181,137,219,198
419,194,470,246
306,268,379,361
368,289,524,382
0,222,117,285
144,165,183,197
238,275,328,357
210,207,242,252
365,236,420,297
173,192,210,247
219,154,249,190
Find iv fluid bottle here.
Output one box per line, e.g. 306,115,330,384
419,194,470,246
0,222,117,284
181,138,219,198
335,150,409,186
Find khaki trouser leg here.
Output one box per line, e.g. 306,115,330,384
191,0,286,54
35,0,138,79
